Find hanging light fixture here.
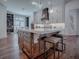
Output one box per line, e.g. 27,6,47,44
4,0,7,2
39,0,43,8
49,0,54,14
32,1,38,5
49,8,54,13
32,0,42,8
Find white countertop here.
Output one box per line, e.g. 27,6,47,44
18,28,60,34
18,28,61,43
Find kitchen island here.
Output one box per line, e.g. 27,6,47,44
18,29,64,59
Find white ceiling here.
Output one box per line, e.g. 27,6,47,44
0,0,40,16
6,0,40,16
65,0,72,3
0,0,72,16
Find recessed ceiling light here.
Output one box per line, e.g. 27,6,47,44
32,1,42,8
32,2,38,5
22,8,25,11
4,0,7,2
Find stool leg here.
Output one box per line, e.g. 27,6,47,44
58,51,60,59
39,40,40,53
44,41,47,59
61,37,63,52
53,43,55,59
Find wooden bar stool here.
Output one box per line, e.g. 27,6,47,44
38,35,60,59
38,32,66,59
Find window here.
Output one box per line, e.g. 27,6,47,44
14,15,26,31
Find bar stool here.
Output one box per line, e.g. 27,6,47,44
51,34,66,52
38,34,58,59
50,33,66,59
38,32,66,59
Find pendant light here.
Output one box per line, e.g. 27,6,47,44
49,0,54,14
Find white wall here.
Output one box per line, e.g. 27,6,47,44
33,0,65,24
0,3,7,39
76,10,79,35
65,0,79,35
29,13,34,29
33,0,65,34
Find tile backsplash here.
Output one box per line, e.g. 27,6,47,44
34,23,65,31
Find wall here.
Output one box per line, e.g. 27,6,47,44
0,3,7,39
76,9,79,35
33,0,65,24
33,0,65,34
65,0,79,35
29,13,34,29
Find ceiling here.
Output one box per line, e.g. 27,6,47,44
0,0,72,16
65,0,72,3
